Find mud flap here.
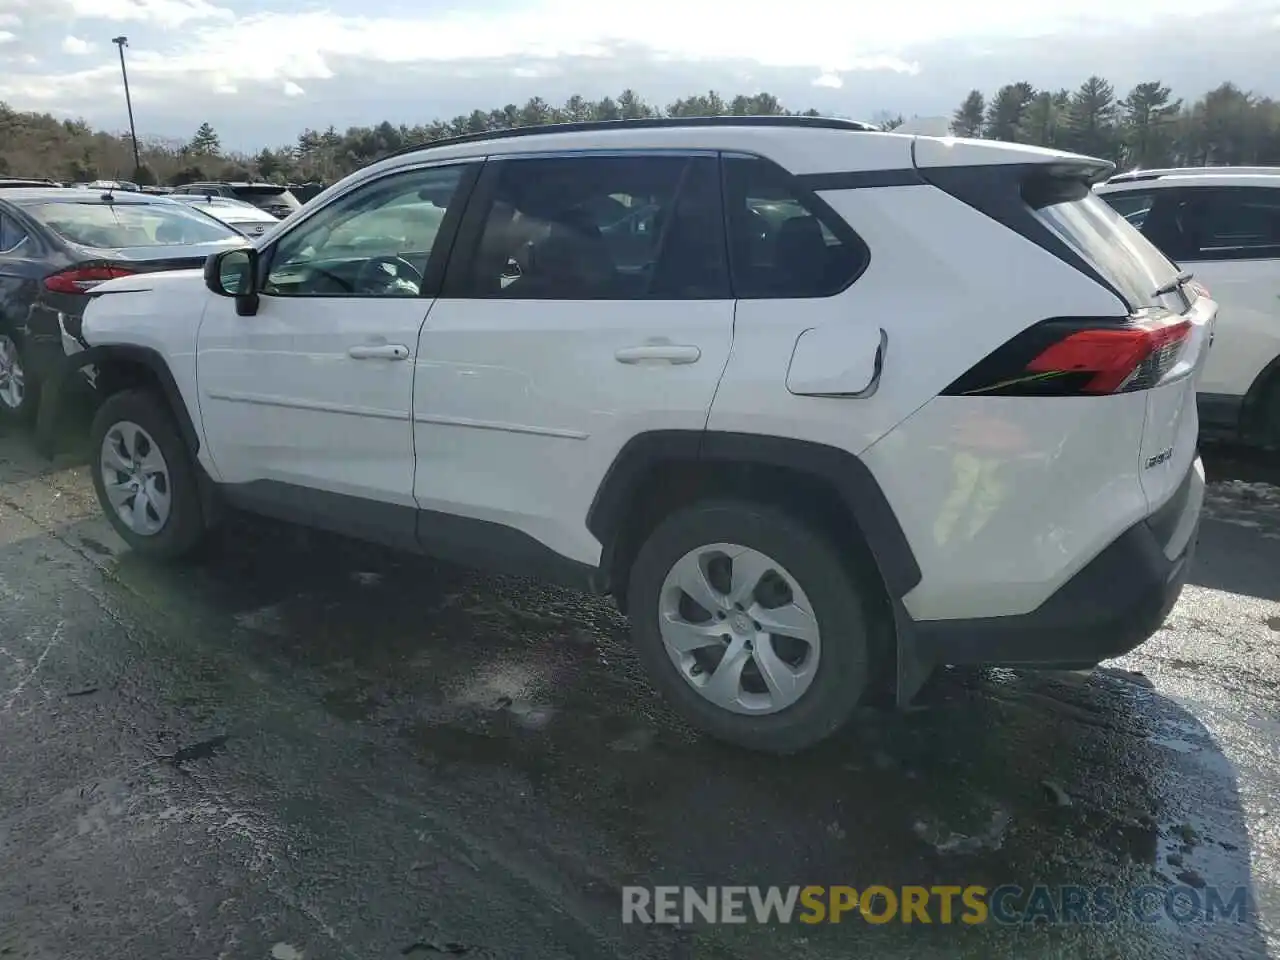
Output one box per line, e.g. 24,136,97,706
893,598,933,706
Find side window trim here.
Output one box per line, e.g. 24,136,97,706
439,150,730,301
718,150,871,300
257,159,482,300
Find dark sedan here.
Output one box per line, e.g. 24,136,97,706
0,188,246,426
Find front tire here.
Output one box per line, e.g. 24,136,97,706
89,389,207,559
0,331,38,426
627,499,874,754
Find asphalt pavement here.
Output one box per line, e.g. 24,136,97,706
1,422,1278,959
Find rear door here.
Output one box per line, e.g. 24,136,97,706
412,151,735,568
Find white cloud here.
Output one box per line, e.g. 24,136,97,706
0,12,18,26
63,0,231,28
61,35,91,54
0,29,15,44
0,0,1269,131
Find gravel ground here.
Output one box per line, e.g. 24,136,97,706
1,425,1277,959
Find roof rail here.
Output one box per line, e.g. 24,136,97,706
1108,165,1280,183
380,114,880,162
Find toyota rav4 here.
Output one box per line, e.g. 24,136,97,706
48,117,1212,753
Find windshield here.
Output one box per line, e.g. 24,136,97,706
1034,188,1182,311
33,200,240,248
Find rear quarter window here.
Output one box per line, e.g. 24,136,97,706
1033,186,1181,312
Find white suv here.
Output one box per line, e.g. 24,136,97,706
1095,167,1280,444
51,117,1212,752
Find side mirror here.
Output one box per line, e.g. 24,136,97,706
204,247,260,316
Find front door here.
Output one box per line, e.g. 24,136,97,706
196,161,477,536
412,151,736,568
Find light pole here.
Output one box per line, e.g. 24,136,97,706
111,36,141,175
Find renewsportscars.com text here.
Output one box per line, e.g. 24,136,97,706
621,884,1251,926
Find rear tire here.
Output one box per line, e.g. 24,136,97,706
627,499,874,754
0,330,38,426
89,389,207,559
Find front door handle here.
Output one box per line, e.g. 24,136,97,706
348,344,409,360
615,344,701,365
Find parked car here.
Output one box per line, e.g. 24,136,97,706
87,180,140,192
0,187,246,426
170,194,280,238
0,178,62,189
1095,167,1280,445
52,118,1212,752
170,182,301,220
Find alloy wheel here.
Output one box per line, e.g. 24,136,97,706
0,334,26,410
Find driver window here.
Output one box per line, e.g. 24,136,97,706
263,164,469,298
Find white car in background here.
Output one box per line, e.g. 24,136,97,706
170,194,280,239
1095,167,1280,445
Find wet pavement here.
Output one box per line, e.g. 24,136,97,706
1,421,1278,959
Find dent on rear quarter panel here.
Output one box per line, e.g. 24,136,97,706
861,392,1150,622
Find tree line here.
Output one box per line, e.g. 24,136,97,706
0,79,1276,189
952,78,1280,167
0,89,818,187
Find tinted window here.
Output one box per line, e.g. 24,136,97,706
0,213,30,253
30,200,240,247
722,156,867,299
459,154,729,300
1033,187,1181,311
1180,188,1280,259
264,164,469,298
1100,190,1155,229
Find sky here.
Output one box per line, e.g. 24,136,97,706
0,0,1277,152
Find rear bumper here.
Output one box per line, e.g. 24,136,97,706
912,456,1203,669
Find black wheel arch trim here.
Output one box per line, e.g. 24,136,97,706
1242,353,1280,433
586,430,922,599
36,344,200,458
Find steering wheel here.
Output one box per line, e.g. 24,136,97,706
354,255,424,294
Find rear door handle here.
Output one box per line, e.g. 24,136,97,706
614,344,701,365
348,344,409,360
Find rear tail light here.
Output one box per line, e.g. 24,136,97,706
943,313,1193,397
44,265,137,294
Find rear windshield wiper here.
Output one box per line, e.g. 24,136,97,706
1152,270,1194,298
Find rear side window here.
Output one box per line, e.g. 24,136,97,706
1032,183,1181,311
457,153,729,300
1172,187,1280,260
722,156,868,298
29,200,240,248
